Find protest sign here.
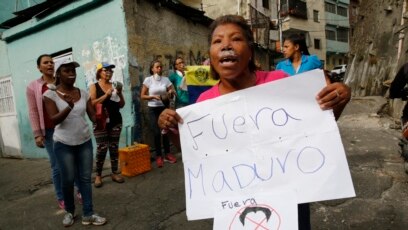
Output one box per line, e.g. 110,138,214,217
177,69,355,220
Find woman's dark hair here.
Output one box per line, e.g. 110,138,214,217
36,54,52,67
284,33,310,56
96,69,103,81
37,54,58,84
173,57,183,69
208,15,256,80
149,60,162,75
55,66,65,86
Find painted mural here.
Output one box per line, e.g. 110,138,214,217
81,35,127,89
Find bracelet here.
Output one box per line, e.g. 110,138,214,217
67,105,73,110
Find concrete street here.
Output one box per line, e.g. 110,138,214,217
0,96,407,229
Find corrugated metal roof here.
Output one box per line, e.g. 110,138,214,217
0,0,74,29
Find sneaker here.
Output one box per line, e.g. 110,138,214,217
76,192,83,205
164,153,177,164
156,156,164,168
63,212,75,227
58,199,65,210
82,214,107,226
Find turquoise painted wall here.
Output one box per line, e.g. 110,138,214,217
4,0,130,158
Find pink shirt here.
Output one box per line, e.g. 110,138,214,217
26,77,49,137
197,70,287,102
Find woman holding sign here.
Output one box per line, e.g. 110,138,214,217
158,15,351,230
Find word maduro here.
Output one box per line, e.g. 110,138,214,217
186,146,325,199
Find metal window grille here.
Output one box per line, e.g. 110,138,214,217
337,6,348,17
326,30,336,40
0,77,16,116
314,39,321,49
325,2,336,13
313,10,319,22
337,28,349,42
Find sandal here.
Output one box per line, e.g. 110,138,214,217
94,176,103,188
111,174,124,183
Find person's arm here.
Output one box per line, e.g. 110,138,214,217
117,89,125,108
43,92,74,125
26,84,44,147
141,85,160,101
89,83,113,106
86,98,96,123
169,73,176,86
167,84,176,96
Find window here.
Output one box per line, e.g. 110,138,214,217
337,6,348,17
325,2,336,13
262,0,269,9
313,10,319,22
337,28,349,42
326,30,336,40
0,77,15,116
314,39,321,49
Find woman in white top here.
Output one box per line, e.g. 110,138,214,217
141,60,177,168
43,60,106,227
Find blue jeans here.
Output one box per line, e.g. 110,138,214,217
54,139,94,216
44,129,63,201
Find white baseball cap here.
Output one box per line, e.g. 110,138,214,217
54,59,80,74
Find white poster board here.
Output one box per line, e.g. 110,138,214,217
177,69,355,220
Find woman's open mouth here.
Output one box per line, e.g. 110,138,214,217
219,50,239,66
220,55,238,64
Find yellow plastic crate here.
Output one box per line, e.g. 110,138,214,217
119,143,152,177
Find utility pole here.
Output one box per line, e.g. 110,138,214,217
277,0,283,52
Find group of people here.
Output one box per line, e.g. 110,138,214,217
27,56,125,226
26,14,353,228
140,56,192,167
157,15,351,230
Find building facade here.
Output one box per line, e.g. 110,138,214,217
0,0,211,158
202,0,280,70
279,0,350,70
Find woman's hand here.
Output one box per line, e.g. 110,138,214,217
105,88,113,97
316,82,351,110
61,94,75,109
35,136,45,148
152,95,161,100
116,87,123,95
158,108,183,130
316,82,351,120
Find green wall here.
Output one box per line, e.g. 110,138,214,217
3,0,130,158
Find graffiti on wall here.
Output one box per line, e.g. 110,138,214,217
81,35,127,89
151,49,208,75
